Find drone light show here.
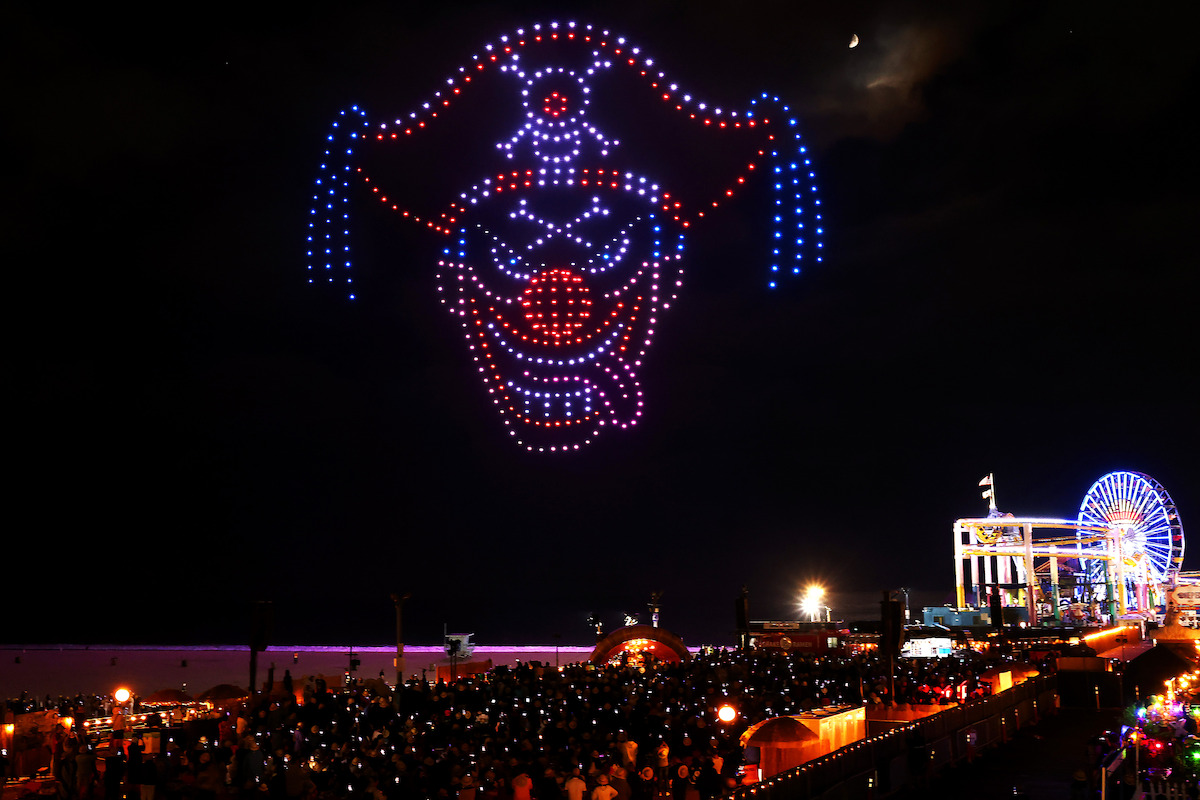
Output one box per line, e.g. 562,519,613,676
307,21,824,452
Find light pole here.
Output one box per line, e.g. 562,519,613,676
112,687,132,751
391,592,411,710
801,585,826,622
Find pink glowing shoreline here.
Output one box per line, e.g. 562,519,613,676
0,644,702,699
0,645,586,699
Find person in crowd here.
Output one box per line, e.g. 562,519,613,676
591,774,616,800
563,768,587,800
7,645,1053,800
608,766,631,800
103,746,126,800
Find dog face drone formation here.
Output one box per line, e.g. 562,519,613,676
308,22,824,452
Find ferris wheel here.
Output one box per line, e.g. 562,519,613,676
1077,471,1184,594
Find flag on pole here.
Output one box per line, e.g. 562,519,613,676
978,475,993,487
982,489,993,500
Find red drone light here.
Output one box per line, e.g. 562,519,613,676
522,268,593,345
543,92,569,118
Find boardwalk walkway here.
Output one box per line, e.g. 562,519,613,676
889,707,1123,799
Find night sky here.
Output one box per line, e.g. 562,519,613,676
10,2,1198,648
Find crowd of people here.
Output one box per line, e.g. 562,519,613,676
13,646,1042,800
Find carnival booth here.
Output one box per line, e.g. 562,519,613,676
739,706,866,781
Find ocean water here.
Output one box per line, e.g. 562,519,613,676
0,644,599,700
0,590,945,699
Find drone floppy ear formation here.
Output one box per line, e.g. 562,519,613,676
306,22,824,452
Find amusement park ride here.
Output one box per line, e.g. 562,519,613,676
953,471,1190,627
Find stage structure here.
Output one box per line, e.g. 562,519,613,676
952,471,1185,624
306,21,824,452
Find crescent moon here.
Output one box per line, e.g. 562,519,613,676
849,34,859,48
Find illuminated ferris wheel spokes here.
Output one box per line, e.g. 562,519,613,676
1077,471,1184,592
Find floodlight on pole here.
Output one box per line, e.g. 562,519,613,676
801,585,826,622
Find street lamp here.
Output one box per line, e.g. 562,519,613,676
112,687,133,751
717,704,737,724
391,592,411,709
2,721,15,772
801,585,826,622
